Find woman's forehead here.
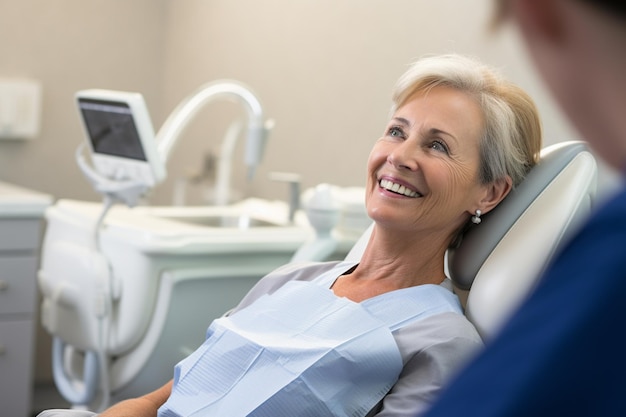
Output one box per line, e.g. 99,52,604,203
394,86,485,140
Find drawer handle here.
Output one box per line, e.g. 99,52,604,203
0,344,5,355
0,280,7,291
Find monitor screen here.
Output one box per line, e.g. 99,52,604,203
78,98,147,161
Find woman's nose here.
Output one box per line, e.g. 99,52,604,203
387,141,419,171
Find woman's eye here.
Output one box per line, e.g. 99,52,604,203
430,140,449,154
387,126,405,138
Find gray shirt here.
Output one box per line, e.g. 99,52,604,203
231,260,483,417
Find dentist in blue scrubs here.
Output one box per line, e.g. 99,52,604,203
67,54,541,417
423,1,626,416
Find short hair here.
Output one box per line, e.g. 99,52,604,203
391,54,542,188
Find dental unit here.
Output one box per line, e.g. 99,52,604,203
37,82,366,411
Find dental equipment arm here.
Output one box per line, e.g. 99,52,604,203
76,144,151,208
51,90,165,411
55,148,134,411
49,157,117,409
156,80,270,187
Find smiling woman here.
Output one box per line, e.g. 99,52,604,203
372,54,541,250
40,54,542,417
366,85,491,250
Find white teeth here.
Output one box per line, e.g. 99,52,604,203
380,179,420,198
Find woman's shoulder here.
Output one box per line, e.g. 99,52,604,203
395,311,483,360
378,312,483,417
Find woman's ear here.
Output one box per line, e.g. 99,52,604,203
478,176,513,215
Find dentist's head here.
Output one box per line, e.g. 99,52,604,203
494,0,626,171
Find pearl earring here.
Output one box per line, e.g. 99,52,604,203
471,209,482,225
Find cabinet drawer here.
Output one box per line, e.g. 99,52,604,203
0,217,43,251
0,319,35,417
0,256,37,315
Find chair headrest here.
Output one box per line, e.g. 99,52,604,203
449,141,597,338
448,141,597,290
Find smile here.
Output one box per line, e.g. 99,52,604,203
379,179,421,198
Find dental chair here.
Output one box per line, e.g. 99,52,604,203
452,140,596,338
37,140,597,416
347,140,598,339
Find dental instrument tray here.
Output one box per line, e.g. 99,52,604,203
76,89,166,187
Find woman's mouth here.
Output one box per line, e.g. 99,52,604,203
379,179,422,198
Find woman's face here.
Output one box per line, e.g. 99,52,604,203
366,85,490,240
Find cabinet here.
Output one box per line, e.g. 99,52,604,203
0,182,52,417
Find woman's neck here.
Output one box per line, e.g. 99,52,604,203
332,226,449,302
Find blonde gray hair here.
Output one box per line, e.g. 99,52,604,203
391,54,542,188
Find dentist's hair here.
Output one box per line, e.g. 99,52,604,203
492,0,626,26
391,53,542,188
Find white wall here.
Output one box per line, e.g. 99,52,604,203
0,0,168,202
151,0,587,206
1,0,597,208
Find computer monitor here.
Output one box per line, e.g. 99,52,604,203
76,89,165,187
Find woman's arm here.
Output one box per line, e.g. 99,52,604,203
98,380,173,417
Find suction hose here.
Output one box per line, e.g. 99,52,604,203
52,338,99,406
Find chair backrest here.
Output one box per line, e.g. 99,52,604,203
345,141,598,340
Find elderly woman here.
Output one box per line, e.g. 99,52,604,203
47,53,541,417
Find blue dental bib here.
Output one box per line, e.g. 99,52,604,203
159,265,461,417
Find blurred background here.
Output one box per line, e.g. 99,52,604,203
1,0,602,208
0,0,618,413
